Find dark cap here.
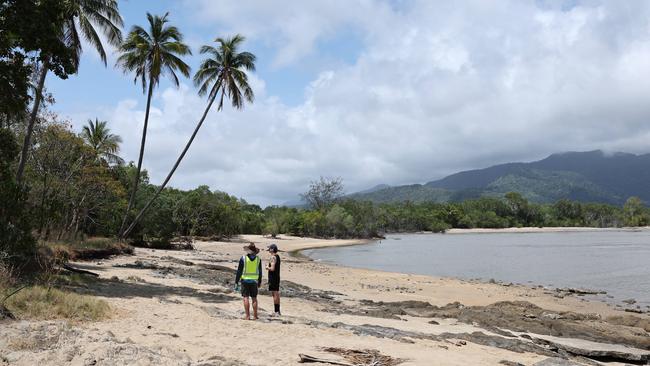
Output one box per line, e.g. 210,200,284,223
267,243,279,252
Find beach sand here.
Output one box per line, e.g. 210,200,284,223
1,234,648,365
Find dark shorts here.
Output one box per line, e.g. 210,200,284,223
268,279,280,292
241,281,258,298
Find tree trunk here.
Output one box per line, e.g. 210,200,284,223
122,94,217,238
38,173,48,238
118,78,154,238
65,207,78,240
73,216,80,240
16,58,49,184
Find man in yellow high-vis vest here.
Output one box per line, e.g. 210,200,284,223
235,242,263,320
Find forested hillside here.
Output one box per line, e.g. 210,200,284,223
349,151,650,205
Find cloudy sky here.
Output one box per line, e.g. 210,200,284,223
49,0,650,206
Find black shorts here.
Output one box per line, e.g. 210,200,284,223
241,281,258,298
268,279,280,292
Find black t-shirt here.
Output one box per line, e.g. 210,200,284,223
268,254,281,283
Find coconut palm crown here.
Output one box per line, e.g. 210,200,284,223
193,34,255,110
116,12,191,92
81,118,124,165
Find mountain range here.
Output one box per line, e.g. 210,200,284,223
347,150,650,205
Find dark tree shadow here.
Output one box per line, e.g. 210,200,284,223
69,276,238,304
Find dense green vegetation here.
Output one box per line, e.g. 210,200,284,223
260,192,649,238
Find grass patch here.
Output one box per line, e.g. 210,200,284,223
1,258,109,322
2,285,110,321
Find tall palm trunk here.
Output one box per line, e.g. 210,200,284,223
122,94,216,238
16,58,49,184
118,78,154,238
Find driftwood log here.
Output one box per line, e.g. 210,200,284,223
298,354,353,365
62,263,100,277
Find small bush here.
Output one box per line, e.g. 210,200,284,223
0,129,35,265
430,220,451,233
3,285,110,321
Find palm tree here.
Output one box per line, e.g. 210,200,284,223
116,12,191,238
15,0,123,184
81,118,124,165
121,35,255,238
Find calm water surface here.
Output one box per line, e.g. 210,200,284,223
302,230,650,306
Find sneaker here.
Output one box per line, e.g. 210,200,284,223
275,311,282,316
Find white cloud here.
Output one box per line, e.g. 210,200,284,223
76,0,650,206
184,0,394,67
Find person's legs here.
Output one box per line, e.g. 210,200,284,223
241,282,252,320
252,297,258,319
243,296,250,320
248,282,258,320
272,291,280,314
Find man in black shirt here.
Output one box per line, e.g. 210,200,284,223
266,243,281,316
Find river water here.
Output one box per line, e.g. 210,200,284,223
302,230,650,307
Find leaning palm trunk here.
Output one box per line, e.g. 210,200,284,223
118,78,154,238
15,58,49,184
122,94,217,238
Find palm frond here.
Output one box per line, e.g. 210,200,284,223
78,14,107,65
64,0,124,68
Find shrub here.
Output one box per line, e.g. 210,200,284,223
0,129,35,265
429,219,451,233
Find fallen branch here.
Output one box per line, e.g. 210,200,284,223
0,285,25,320
62,264,99,277
298,354,353,365
321,347,405,366
1,285,27,305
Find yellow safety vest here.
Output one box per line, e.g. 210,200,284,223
241,255,260,281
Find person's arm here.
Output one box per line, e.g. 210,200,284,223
235,256,244,284
268,256,276,272
257,259,262,286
